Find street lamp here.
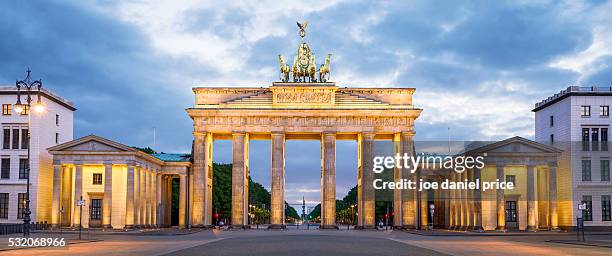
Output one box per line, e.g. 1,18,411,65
15,68,45,237
429,204,435,230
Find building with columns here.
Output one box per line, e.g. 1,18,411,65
47,135,191,229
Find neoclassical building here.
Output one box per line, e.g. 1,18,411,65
48,135,191,229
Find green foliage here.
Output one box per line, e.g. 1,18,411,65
133,146,156,154
342,185,357,206
212,163,232,220
307,203,320,221
285,202,300,219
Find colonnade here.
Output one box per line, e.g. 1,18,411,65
190,131,416,229
50,162,184,229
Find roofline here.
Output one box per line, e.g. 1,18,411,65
0,86,76,111
463,136,562,156
533,86,612,112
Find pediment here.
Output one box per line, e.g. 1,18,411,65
48,135,135,152
465,136,561,155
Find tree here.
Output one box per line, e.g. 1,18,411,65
133,146,156,154
285,202,300,220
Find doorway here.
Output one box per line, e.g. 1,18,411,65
89,198,102,228
505,200,518,229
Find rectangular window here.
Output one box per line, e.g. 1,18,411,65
20,105,28,116
592,128,599,151
11,129,19,150
601,105,610,117
550,134,554,145
505,175,516,186
581,105,591,117
0,158,9,179
0,193,8,218
55,133,59,144
603,160,611,182
21,129,28,149
550,115,554,127
602,128,609,151
19,159,28,179
583,128,590,151
93,173,102,185
56,114,59,126
2,129,9,149
582,195,593,221
603,195,611,221
17,193,26,219
582,160,591,181
2,104,11,115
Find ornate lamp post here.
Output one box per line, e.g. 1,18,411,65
15,69,45,237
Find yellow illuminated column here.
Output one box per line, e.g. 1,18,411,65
102,163,113,229
140,167,147,227
72,164,83,228
231,133,249,228
400,132,416,229
466,169,474,230
526,165,537,231
61,166,72,226
125,165,135,229
474,168,483,231
51,164,62,227
461,171,468,230
270,132,286,228
496,164,506,231
179,174,187,229
146,170,152,227
153,172,159,227
321,132,338,229
134,166,141,228
549,164,558,230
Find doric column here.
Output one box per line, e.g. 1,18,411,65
231,133,249,228
103,163,113,229
399,131,417,229
156,172,161,227
473,168,483,231
321,132,337,229
72,164,83,228
140,167,147,227
393,133,403,228
496,164,505,231
145,169,153,227
125,164,135,229
51,164,62,227
449,172,456,229
192,131,213,227
151,171,157,227
179,174,187,229
134,166,141,228
527,165,537,231
270,132,286,229
166,177,172,227
549,164,558,230
420,183,429,229
357,132,374,229
466,169,474,230
459,171,466,230
61,166,72,226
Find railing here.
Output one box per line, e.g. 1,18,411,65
535,86,612,109
0,221,50,235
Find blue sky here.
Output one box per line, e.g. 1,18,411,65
1,0,612,207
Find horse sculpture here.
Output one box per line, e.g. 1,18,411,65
319,54,331,82
292,43,317,82
278,55,290,82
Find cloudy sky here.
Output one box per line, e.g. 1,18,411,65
1,0,612,208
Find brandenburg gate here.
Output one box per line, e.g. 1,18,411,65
186,22,422,229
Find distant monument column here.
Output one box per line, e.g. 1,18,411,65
320,132,337,229
270,132,286,229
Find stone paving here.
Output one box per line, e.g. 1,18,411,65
0,228,609,255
